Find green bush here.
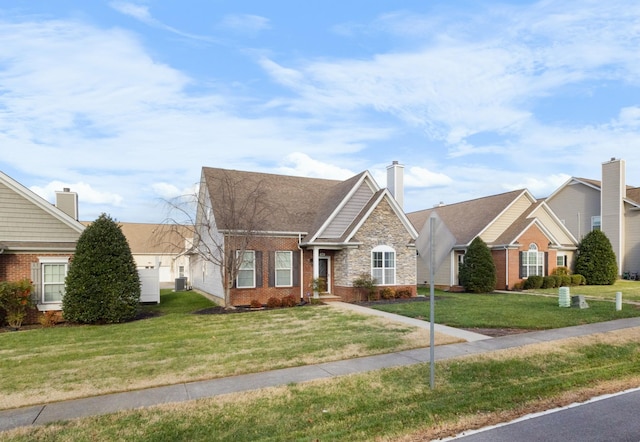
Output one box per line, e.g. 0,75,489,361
542,276,557,289
63,214,140,324
523,275,543,290
571,274,586,286
459,237,497,293
575,230,618,285
558,275,572,287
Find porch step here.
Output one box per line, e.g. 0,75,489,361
317,293,341,302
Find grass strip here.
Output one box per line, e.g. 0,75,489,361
379,290,640,329
4,331,640,441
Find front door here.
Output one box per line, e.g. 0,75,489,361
318,257,330,292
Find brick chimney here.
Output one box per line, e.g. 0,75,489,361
386,161,404,209
55,188,79,220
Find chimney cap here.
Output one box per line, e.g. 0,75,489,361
63,187,70,192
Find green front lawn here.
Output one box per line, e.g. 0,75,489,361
532,279,640,301
5,329,640,441
0,290,440,410
373,288,640,330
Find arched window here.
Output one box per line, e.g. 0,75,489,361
520,243,544,278
372,245,396,285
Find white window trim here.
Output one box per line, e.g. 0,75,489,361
522,243,544,278
371,245,396,286
236,250,256,289
38,257,69,306
275,251,293,287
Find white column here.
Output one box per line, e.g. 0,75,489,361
313,247,320,298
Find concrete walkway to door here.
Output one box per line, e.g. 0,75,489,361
326,301,492,342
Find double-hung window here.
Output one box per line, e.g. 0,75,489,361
521,243,544,278
40,258,68,303
237,250,255,288
372,245,396,285
591,216,601,231
275,251,292,287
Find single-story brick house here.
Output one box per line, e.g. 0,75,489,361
190,162,418,306
407,189,578,291
0,171,84,319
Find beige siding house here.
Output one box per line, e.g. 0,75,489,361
114,223,192,287
408,189,578,291
0,172,84,314
546,158,640,276
191,162,418,306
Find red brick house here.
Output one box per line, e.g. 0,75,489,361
190,162,418,306
0,171,84,318
407,189,578,291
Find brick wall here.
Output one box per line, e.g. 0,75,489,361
227,235,309,306
505,224,556,289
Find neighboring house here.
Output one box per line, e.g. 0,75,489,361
0,172,84,316
111,223,192,287
191,161,418,306
407,189,578,291
546,158,640,276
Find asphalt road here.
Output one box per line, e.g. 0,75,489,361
448,388,640,442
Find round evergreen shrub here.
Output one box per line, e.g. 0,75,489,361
459,237,497,293
63,214,141,324
523,275,543,290
571,274,586,286
559,275,571,287
574,230,618,285
542,276,557,289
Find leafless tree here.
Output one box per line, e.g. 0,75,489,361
158,169,271,307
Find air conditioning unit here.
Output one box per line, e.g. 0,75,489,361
175,277,187,291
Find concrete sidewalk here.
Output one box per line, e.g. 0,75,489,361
2,313,640,433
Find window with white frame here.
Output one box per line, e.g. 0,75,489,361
556,254,568,268
372,245,396,285
591,216,601,231
275,251,292,287
237,250,255,288
521,243,544,278
40,259,68,303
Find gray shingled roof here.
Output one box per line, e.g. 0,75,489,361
202,167,366,239
572,177,640,206
407,189,526,247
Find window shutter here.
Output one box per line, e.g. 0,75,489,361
519,252,524,278
293,252,300,287
30,262,41,304
268,252,275,287
255,251,263,288
544,252,549,276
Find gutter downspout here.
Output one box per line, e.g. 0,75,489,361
298,234,304,302
505,246,509,290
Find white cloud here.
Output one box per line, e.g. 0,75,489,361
276,153,355,180
217,14,271,34
30,181,123,206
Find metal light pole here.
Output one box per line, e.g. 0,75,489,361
429,215,435,389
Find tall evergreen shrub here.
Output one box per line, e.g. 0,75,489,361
574,229,618,285
63,213,141,323
459,237,497,293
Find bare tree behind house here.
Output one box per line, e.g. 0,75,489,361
159,169,272,306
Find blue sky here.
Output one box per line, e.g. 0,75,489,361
2,1,640,222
